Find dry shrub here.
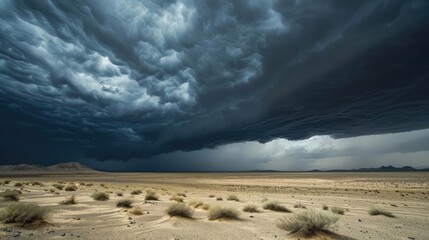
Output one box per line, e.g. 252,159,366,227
294,203,306,209
216,197,223,201
131,190,142,195
170,195,184,202
208,206,240,220
130,207,143,215
0,190,21,201
276,210,339,236
243,204,260,213
116,199,133,208
64,184,77,191
52,183,65,190
227,194,240,202
209,194,215,198
176,193,187,197
30,181,44,186
263,201,291,213
92,192,110,201
368,206,395,218
14,182,23,187
0,203,50,224
145,190,159,201
166,203,194,218
61,195,77,205
116,192,123,196
322,205,329,210
330,207,345,215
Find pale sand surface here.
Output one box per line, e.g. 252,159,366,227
0,172,428,239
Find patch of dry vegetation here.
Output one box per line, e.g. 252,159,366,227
227,194,240,202
64,184,77,191
263,201,291,213
130,207,143,215
0,190,21,201
330,207,345,215
0,203,50,225
116,199,133,208
294,203,306,209
216,197,223,201
52,183,65,190
61,195,77,205
208,206,240,220
243,204,260,213
170,195,184,202
166,203,194,218
276,210,339,236
92,192,110,201
322,205,329,210
131,190,142,195
14,182,23,187
145,190,159,201
116,192,123,196
368,206,395,218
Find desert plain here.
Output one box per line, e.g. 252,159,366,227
0,170,428,240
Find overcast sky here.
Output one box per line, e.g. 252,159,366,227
1,0,429,171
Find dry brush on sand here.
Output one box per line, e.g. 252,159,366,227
263,201,291,213
276,209,339,236
0,203,50,225
166,203,194,218
368,206,395,218
207,206,240,220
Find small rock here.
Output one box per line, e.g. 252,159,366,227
358,219,362,222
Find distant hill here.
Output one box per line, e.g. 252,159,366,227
310,165,429,172
0,162,97,172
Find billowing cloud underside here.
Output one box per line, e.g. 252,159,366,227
1,0,429,161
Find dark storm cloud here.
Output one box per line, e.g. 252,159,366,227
1,0,429,163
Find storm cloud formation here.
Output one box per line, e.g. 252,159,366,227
1,0,429,166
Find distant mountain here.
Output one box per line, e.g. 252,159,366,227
310,165,429,172
0,162,96,172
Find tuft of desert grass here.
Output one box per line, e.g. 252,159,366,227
322,205,329,210
130,207,143,215
131,190,142,195
263,201,291,213
61,195,77,205
52,183,65,190
176,193,187,197
116,192,123,196
208,206,240,220
30,181,44,186
92,192,110,201
14,182,23,187
145,190,159,201
166,203,194,218
216,197,223,201
368,206,395,218
294,203,306,209
330,207,345,215
0,203,50,224
243,204,260,213
170,195,184,202
276,209,339,236
116,199,133,208
64,184,77,191
0,190,21,201
227,194,240,202
209,194,215,198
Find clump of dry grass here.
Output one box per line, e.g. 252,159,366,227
131,190,142,195
209,194,215,198
130,207,143,215
0,190,21,201
208,206,240,220
116,192,123,196
145,190,159,201
227,194,240,202
92,192,110,201
14,182,23,187
216,197,223,201
176,193,187,197
116,199,133,208
166,203,194,218
61,195,77,205
330,207,345,215
322,205,329,210
30,181,44,187
52,183,65,190
294,203,306,209
170,195,184,202
263,201,291,213
64,184,77,191
0,203,50,224
243,204,260,213
276,210,339,236
368,206,395,218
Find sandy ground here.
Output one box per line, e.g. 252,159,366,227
0,172,428,240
